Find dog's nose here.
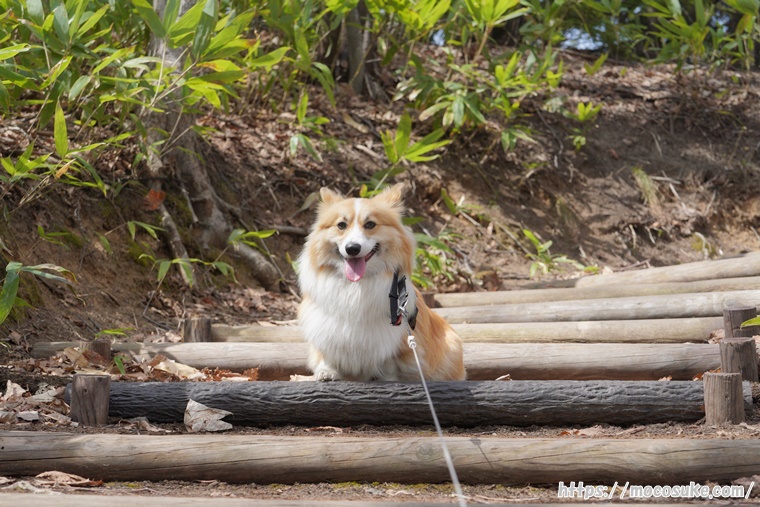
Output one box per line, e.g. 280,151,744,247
345,243,361,257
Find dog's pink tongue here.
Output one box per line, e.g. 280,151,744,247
344,257,367,282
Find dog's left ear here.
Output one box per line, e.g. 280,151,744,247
374,182,406,208
319,187,343,204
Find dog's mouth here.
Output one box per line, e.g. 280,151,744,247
344,244,379,282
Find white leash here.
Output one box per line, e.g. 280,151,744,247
407,333,467,507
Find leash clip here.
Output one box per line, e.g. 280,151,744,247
389,271,417,329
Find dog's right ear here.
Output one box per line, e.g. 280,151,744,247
319,187,342,204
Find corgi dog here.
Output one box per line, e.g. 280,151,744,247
297,183,466,381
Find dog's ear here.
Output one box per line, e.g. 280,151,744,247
319,187,343,204
374,183,405,208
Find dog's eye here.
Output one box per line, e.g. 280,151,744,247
364,221,376,230
337,221,347,230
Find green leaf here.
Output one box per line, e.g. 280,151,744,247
54,102,68,157
395,113,412,159
191,0,217,58
381,130,398,165
0,44,31,61
41,55,72,89
310,62,336,108
52,3,70,45
296,92,309,124
405,129,450,161
26,0,45,26
248,47,290,70
419,101,451,122
463,96,486,124
212,261,234,277
76,4,110,37
68,0,89,39
0,267,20,326
584,53,608,76
128,221,163,240
69,75,91,100
741,316,760,328
452,96,465,127
203,9,256,57
0,82,8,111
167,0,205,46
293,26,311,69
113,355,127,375
97,233,112,255
157,260,171,285
92,47,134,74
163,0,181,33
440,188,459,215
132,0,166,39
20,263,75,284
296,133,322,161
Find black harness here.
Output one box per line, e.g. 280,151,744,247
389,271,417,329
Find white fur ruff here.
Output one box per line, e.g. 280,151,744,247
298,259,416,381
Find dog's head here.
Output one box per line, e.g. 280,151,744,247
305,183,415,282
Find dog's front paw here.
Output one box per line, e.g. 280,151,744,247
315,366,343,382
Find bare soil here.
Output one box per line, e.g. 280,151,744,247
3,54,760,503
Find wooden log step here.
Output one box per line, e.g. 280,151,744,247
525,251,760,289
33,342,721,381
434,290,760,324
65,380,712,427
3,431,760,485
210,317,722,344
0,495,572,507
435,276,760,307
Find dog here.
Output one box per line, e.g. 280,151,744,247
297,183,466,381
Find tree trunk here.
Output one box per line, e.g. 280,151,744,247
144,0,280,290
346,6,366,95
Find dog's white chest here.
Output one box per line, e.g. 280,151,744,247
299,272,415,379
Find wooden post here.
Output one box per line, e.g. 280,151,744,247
183,317,211,342
87,337,112,363
723,305,759,338
70,374,110,426
720,337,759,382
703,372,744,426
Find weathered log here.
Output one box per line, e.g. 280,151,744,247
64,380,711,427
87,338,112,362
33,342,721,380
434,290,760,324
463,343,719,381
211,324,301,342
719,337,759,382
0,495,490,507
435,276,760,307
526,251,760,288
210,318,722,344
3,431,760,484
723,306,760,338
69,374,110,426
704,373,745,426
183,317,212,342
